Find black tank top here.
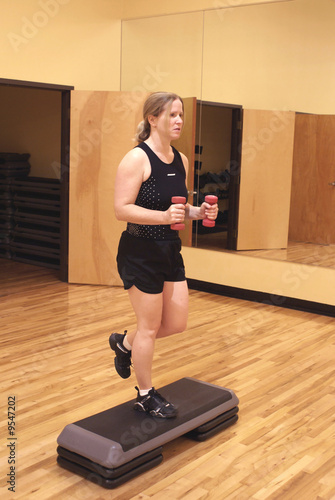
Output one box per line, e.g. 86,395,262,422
127,142,188,240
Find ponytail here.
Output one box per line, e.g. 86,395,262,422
135,119,151,143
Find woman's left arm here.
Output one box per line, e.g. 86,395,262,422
180,152,219,221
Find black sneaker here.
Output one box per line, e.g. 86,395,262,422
134,387,178,419
109,332,131,379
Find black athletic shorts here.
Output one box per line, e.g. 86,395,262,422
117,231,186,294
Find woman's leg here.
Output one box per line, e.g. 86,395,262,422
124,280,188,389
127,286,164,391
156,280,189,338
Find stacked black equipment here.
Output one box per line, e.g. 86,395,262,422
0,153,31,259
0,153,61,269
0,152,31,178
11,177,61,269
0,178,14,259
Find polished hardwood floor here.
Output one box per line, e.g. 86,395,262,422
233,241,335,269
1,260,334,500
196,233,335,269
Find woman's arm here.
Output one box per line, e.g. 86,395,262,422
180,152,218,222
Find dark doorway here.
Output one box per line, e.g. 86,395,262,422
193,100,242,251
0,78,73,281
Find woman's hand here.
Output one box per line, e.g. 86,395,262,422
165,202,186,225
199,201,218,221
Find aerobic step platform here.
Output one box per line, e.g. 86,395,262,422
57,377,239,488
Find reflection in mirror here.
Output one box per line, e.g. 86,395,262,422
190,103,335,269
192,101,241,252
230,111,335,271
120,1,335,270
233,242,335,270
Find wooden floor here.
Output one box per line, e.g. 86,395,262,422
1,260,334,500
233,241,335,269
196,233,335,269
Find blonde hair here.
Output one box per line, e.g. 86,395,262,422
135,91,184,143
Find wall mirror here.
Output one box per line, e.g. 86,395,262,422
120,0,335,273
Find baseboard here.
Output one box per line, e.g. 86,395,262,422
187,279,335,318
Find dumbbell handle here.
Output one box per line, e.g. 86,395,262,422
202,195,218,227
171,196,186,230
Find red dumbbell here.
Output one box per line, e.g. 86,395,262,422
202,195,218,227
171,196,186,230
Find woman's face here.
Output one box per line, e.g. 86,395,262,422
153,99,184,141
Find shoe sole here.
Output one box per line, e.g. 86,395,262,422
109,334,131,379
113,358,131,379
109,334,118,351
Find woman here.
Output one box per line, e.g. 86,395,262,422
110,92,218,419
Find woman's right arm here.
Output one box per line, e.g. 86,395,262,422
114,149,184,226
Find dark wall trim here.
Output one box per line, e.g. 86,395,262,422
197,99,242,110
0,78,73,92
187,279,335,318
59,90,71,282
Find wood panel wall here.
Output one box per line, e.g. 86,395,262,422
68,91,147,285
289,114,335,245
237,109,296,251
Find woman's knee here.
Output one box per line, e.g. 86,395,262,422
157,318,187,338
174,317,187,334
136,323,161,341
